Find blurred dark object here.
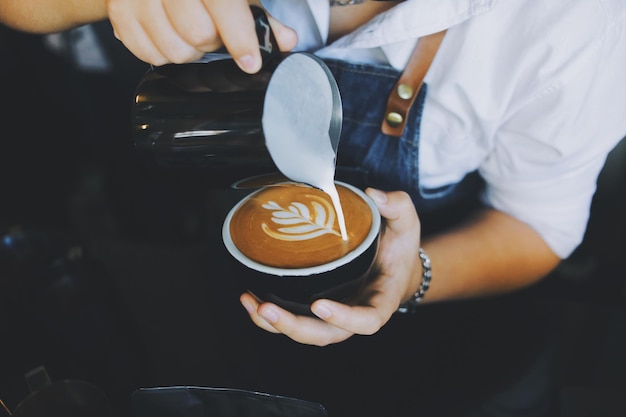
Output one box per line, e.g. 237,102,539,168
0,25,85,230
0,226,148,416
0,20,208,245
12,366,116,417
133,386,328,417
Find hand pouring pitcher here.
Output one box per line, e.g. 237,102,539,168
132,6,342,189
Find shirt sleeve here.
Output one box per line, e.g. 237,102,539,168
479,13,626,259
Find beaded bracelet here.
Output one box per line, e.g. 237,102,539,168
397,248,432,314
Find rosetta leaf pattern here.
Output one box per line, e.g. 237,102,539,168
261,196,339,241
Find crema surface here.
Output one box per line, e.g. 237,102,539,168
230,183,372,268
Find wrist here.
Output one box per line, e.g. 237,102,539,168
397,247,432,314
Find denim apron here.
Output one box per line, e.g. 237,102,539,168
324,59,485,235
326,60,479,213
237,60,554,417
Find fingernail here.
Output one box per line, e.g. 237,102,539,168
368,188,387,204
237,54,261,73
260,307,279,324
312,303,332,319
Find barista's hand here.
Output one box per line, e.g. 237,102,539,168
105,0,297,72
239,188,424,346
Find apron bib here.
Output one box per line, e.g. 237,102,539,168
324,58,484,233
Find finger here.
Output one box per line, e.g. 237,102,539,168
162,0,222,52
310,299,390,336
266,14,298,52
241,294,356,346
255,302,355,346
366,188,420,234
107,3,169,65
239,292,280,334
136,3,205,63
204,0,262,73
366,188,422,307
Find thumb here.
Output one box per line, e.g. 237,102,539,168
267,14,298,52
366,188,420,234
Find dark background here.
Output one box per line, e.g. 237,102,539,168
1,21,625,417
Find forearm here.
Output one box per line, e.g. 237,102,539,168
416,208,561,304
0,0,107,33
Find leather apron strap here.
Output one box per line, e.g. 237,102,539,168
381,30,447,137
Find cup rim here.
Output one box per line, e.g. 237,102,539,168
222,181,380,276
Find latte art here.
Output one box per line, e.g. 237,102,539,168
261,195,341,241
229,182,373,269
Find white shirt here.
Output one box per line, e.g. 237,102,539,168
263,0,626,258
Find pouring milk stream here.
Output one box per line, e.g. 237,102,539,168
262,53,348,241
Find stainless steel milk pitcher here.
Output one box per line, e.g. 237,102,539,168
132,6,342,188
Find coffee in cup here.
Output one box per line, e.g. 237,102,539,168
222,181,380,315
